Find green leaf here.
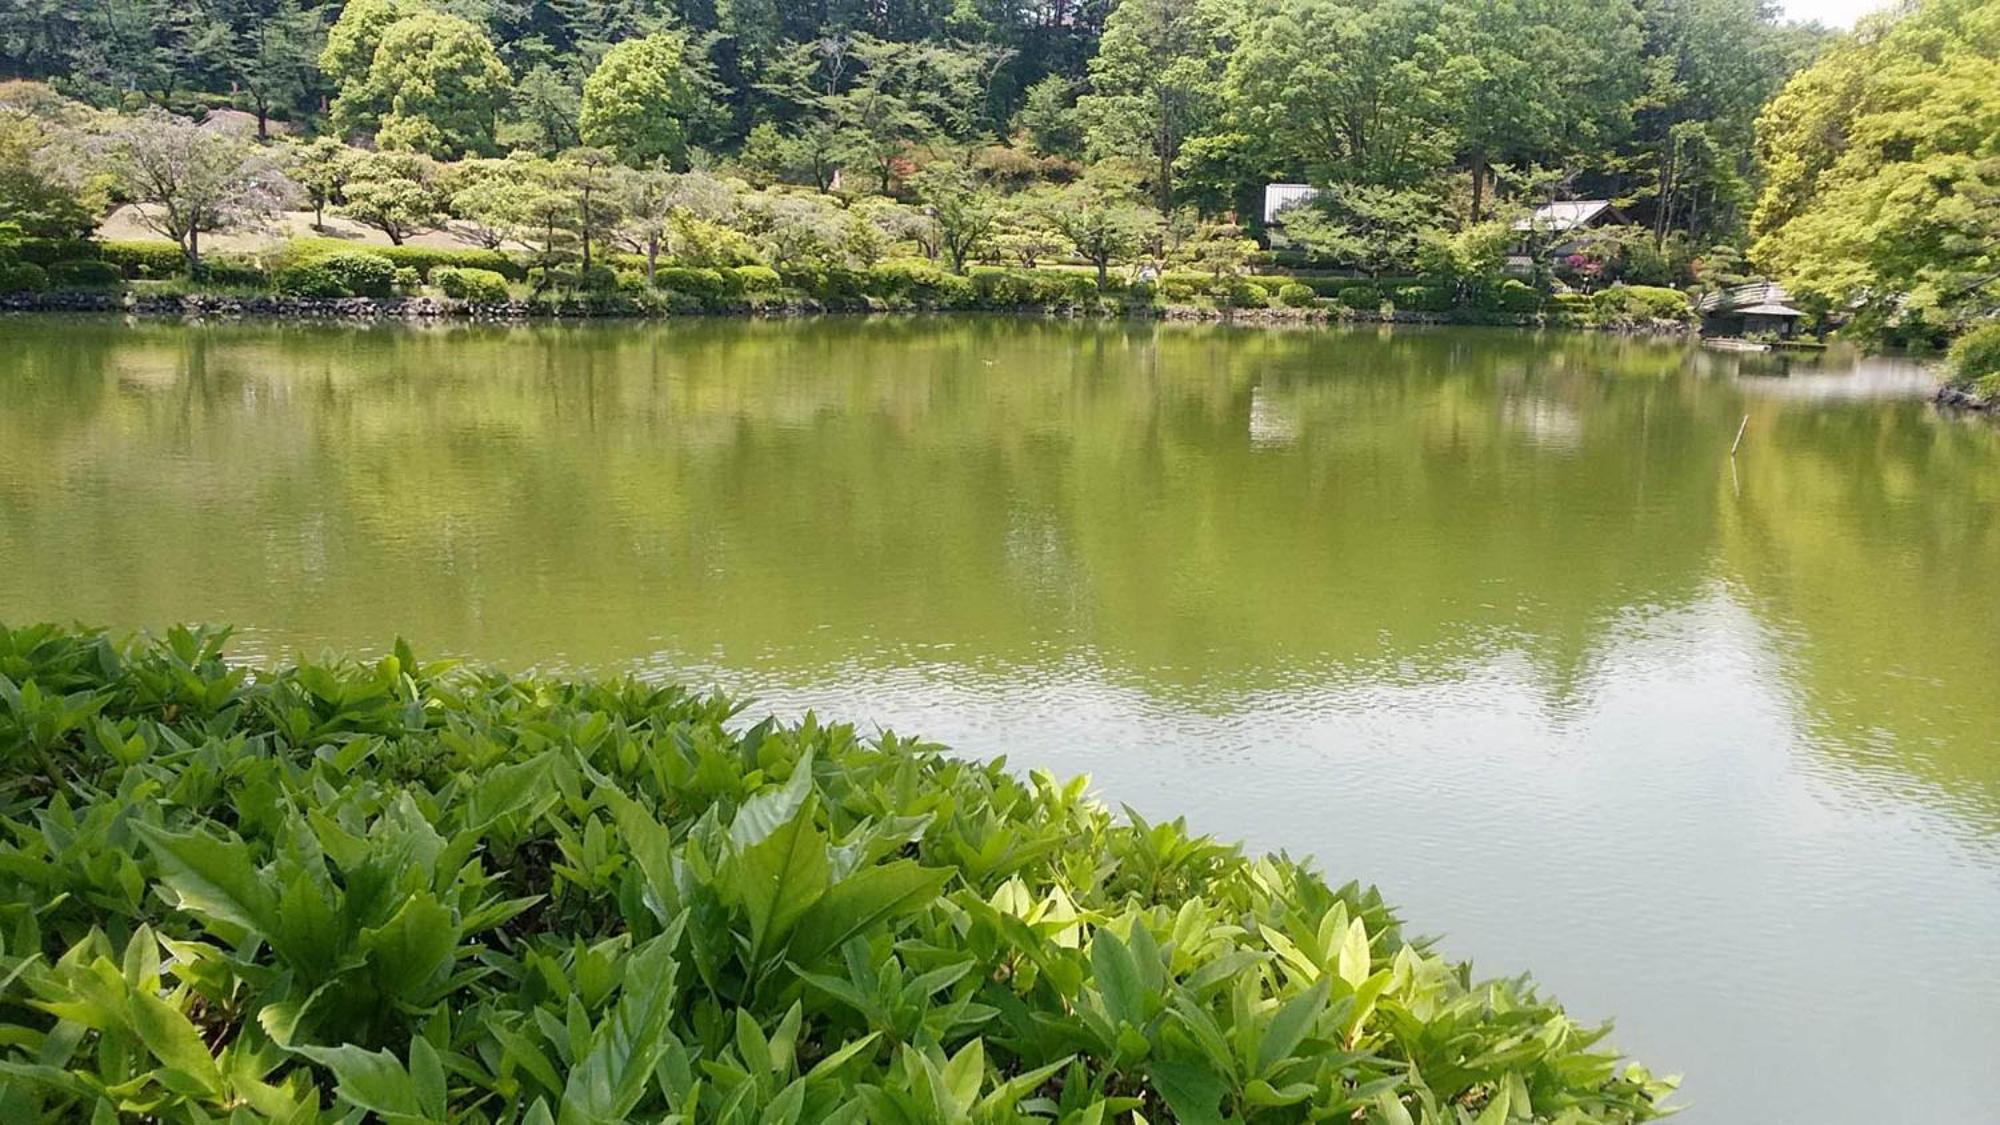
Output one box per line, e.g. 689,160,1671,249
127,987,223,1096
1255,978,1327,1077
359,892,459,1000
294,1043,429,1123
466,752,556,829
134,824,278,938
559,936,680,1125
1337,917,1371,989
1090,929,1145,1028
1148,1058,1230,1125
729,750,815,850
409,1035,446,1119
735,799,830,962
941,1038,984,1111
788,860,950,964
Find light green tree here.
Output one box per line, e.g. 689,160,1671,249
336,149,447,245
320,0,421,133
94,108,294,273
1045,181,1160,287
344,11,509,159
288,135,352,230
579,33,697,168
1750,0,2000,333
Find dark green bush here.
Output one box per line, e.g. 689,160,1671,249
1549,292,1597,322
1337,284,1381,310
46,259,124,288
0,623,1676,1123
0,261,49,292
272,262,344,297
1491,278,1543,313
529,264,620,294
323,250,397,297
434,266,511,302
1277,282,1317,308
7,238,95,266
100,240,188,279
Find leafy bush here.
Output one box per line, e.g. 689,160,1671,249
1550,292,1597,322
1159,278,1199,303
654,265,734,306
1490,278,1543,313
1391,285,1454,313
433,266,511,302
394,266,422,291
1594,284,1690,321
284,238,527,281
872,258,969,306
1277,282,1317,308
99,240,188,279
529,264,620,294
6,237,95,266
1948,321,2000,393
1222,278,1269,308
1337,284,1381,310
194,256,270,288
0,623,1674,1123
275,250,396,298
0,261,48,292
45,259,123,288
731,265,783,295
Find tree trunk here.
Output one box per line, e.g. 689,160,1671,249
1095,258,1108,289
388,228,405,246
184,228,199,276
646,238,659,284
1469,154,1487,224
313,201,324,230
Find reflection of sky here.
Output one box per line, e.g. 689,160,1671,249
656,582,2000,1125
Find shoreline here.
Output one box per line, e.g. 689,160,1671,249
0,288,1698,334
1933,383,1997,412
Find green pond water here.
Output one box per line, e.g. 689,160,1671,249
2,315,1997,1120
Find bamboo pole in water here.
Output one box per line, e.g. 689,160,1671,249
1730,414,1749,458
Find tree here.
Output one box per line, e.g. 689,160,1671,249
1438,0,1643,221
1280,184,1436,276
511,63,583,156
234,0,323,139
288,135,351,230
1176,218,1259,279
450,152,575,264
0,109,94,239
1077,0,1230,213
94,109,293,273
615,168,736,281
1046,182,1159,287
1222,0,1451,188
558,147,622,270
579,32,697,167
321,0,420,131
337,149,446,245
831,80,933,195
1017,75,1085,159
1750,0,2000,334
912,159,1001,273
345,11,509,159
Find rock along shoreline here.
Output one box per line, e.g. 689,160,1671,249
0,288,1698,334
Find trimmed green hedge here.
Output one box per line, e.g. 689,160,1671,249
274,250,397,298
0,623,1676,1122
284,238,527,281
47,259,124,288
1594,284,1691,321
100,240,189,279
434,266,511,302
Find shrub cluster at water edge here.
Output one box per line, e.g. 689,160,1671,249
0,623,1674,1122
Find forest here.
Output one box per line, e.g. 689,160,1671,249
0,0,1996,356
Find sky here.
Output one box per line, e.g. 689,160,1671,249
1779,0,1891,26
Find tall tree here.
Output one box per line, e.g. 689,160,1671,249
579,32,698,167
351,11,511,158
1078,0,1230,212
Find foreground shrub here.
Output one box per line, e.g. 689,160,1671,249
274,250,396,298
434,266,510,302
0,623,1675,1124
653,265,734,306
1392,285,1454,313
1222,278,1269,308
99,240,188,279
1947,321,2000,394
1277,282,1317,308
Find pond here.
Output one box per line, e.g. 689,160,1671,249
2,315,1996,1121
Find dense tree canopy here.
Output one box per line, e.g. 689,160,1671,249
1750,0,2000,334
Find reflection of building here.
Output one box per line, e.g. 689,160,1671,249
1698,282,1806,338
1506,200,1629,274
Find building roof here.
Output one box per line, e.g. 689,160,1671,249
1697,281,1803,317
1510,200,1614,232
1263,184,1322,225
